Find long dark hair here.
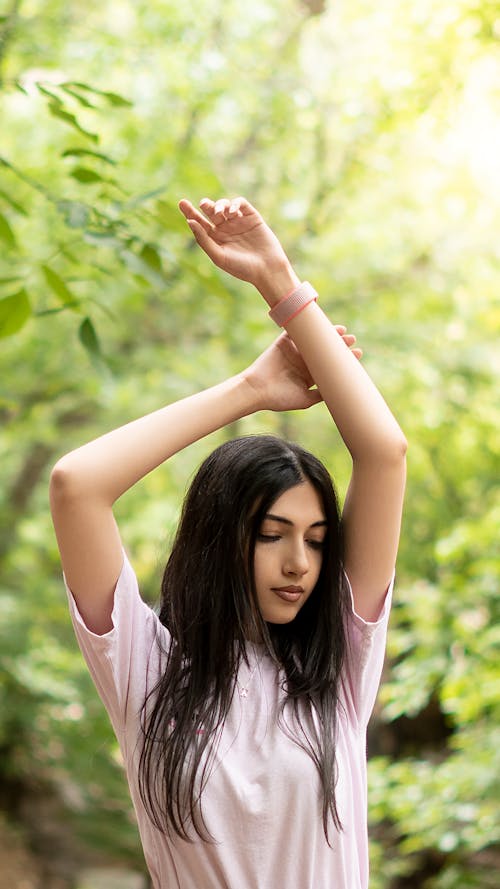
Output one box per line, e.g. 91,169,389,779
138,435,349,844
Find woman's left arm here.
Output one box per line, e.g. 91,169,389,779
179,196,407,621
285,301,407,621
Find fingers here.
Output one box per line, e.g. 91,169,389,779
305,388,323,408
200,197,240,224
178,199,215,235
336,326,363,360
342,334,356,347
199,196,258,224
183,218,225,267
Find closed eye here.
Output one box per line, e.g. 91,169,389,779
307,539,325,550
257,533,325,549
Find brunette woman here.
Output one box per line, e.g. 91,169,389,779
50,196,407,889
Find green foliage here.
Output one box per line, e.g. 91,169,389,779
0,0,498,883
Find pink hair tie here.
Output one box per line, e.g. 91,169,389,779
268,281,318,327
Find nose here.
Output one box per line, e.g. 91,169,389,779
284,539,309,577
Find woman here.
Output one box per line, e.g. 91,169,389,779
50,196,407,888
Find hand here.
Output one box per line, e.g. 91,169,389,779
243,328,362,413
178,196,295,300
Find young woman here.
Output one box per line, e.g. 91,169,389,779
50,196,407,889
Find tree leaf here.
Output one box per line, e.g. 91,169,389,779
34,306,73,317
140,243,163,272
120,248,165,287
14,80,29,95
61,148,117,166
36,83,63,104
0,212,16,248
70,167,108,184
100,91,133,107
0,189,28,216
41,265,78,306
59,85,97,108
79,317,101,357
62,82,133,107
47,103,99,143
0,289,31,338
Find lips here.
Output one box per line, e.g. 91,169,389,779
272,586,304,603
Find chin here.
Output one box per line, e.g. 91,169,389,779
264,612,300,625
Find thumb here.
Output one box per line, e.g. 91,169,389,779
303,388,323,408
186,219,225,267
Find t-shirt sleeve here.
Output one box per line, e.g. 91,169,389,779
64,552,168,743
340,574,393,730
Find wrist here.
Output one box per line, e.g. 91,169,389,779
255,263,301,308
234,370,266,415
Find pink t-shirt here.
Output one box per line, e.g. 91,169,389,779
65,553,392,889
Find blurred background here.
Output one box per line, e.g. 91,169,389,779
0,0,498,886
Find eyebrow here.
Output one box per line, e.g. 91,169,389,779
264,513,327,529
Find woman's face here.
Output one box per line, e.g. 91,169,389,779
253,481,326,624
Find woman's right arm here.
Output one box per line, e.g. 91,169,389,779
50,375,260,634
50,330,329,634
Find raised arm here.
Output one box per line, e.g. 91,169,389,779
180,196,407,621
50,318,357,634
50,377,258,634
283,298,406,621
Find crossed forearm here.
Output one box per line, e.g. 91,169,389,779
51,374,259,507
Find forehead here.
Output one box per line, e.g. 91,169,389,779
267,481,325,523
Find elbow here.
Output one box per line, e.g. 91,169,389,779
375,430,408,466
352,432,407,467
388,432,408,464
386,417,408,460
397,432,408,458
49,456,85,507
50,454,112,512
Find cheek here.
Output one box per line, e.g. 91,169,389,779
253,546,279,596
253,550,269,585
